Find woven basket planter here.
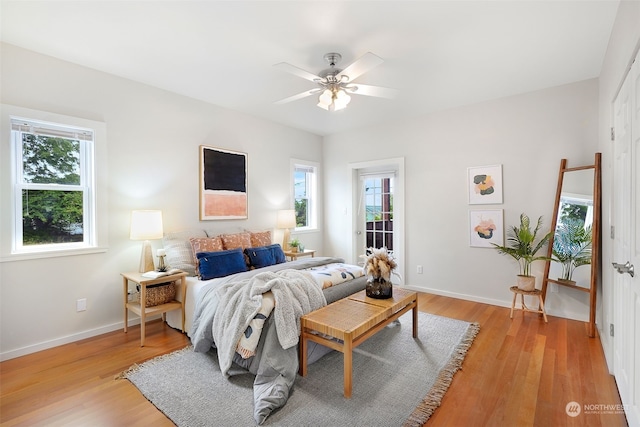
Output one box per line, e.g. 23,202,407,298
134,282,176,307
516,275,536,291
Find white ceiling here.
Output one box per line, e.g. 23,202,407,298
0,1,620,136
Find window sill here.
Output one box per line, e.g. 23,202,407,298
294,227,319,234
0,246,108,263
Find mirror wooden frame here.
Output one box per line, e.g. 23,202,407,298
541,153,601,337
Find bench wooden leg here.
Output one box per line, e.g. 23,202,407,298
344,333,353,398
299,330,308,376
412,303,418,338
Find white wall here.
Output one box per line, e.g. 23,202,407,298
324,79,599,320
596,0,640,369
3,0,638,360
0,44,323,360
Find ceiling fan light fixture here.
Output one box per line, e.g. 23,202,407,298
276,52,396,109
317,87,350,112
333,89,351,110
318,89,333,106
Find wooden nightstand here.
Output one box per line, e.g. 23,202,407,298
283,249,316,261
121,270,188,346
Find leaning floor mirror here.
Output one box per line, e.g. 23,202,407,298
541,153,601,337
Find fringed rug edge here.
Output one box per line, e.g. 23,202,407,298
114,345,193,380
403,321,480,427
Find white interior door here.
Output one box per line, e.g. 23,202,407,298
612,48,640,427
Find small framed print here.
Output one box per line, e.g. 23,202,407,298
468,164,503,204
469,209,504,248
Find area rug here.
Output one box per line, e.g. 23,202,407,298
119,311,479,426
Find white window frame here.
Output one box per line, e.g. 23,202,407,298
1,105,107,261
11,117,96,254
360,173,395,253
291,159,318,231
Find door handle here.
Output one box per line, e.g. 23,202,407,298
612,261,635,277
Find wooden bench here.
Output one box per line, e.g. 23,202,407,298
299,287,418,397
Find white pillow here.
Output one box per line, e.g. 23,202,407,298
162,230,207,276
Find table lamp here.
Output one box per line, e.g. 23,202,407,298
130,210,163,273
276,209,296,251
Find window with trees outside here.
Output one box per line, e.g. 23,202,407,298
363,176,394,252
293,161,317,230
11,118,96,253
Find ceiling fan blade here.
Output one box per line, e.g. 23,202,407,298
274,62,321,83
348,84,398,99
275,89,321,105
337,52,384,81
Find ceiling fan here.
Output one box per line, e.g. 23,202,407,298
274,52,397,111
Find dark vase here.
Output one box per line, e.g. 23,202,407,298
366,277,393,299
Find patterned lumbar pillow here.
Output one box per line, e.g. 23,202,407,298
220,232,252,251
249,230,272,247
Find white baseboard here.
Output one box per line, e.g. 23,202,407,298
403,284,590,323
0,317,156,361
2,286,591,361
403,284,512,308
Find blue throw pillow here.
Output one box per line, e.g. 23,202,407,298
244,246,276,269
197,248,247,280
267,244,287,264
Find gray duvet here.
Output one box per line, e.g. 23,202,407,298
190,257,367,425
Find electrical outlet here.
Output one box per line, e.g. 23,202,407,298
417,265,423,274
550,283,558,293
76,298,87,312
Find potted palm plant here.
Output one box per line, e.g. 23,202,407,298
552,218,592,284
492,213,552,291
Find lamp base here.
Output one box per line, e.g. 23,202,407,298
139,240,155,273
282,228,291,251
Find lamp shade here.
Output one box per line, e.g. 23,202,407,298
276,209,296,229
130,210,163,240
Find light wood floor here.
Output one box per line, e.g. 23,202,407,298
0,293,627,426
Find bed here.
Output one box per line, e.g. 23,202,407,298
165,256,367,337
161,230,367,424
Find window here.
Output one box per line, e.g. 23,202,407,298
11,117,95,253
363,175,394,251
292,161,318,230
558,194,593,230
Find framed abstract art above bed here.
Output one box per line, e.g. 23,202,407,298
199,145,248,220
